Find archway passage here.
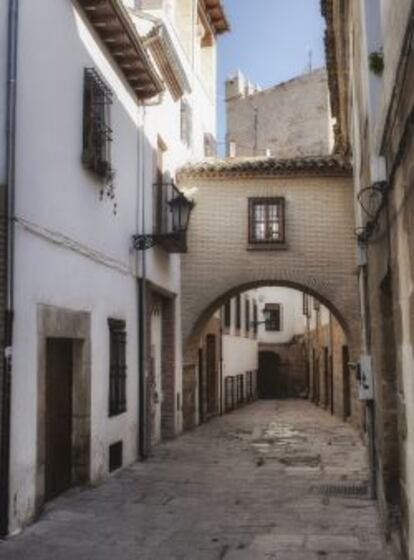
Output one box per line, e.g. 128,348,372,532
178,157,361,363
181,282,362,434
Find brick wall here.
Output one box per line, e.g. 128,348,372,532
180,174,360,364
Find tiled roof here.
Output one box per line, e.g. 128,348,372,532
178,155,353,180
144,24,191,101
77,0,164,100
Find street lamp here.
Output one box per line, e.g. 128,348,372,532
168,191,195,233
251,307,272,329
133,184,195,252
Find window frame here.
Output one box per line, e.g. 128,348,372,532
264,303,282,332
248,197,286,246
82,68,113,180
108,318,127,417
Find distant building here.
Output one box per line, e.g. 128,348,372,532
225,68,333,158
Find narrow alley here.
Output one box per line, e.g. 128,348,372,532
0,400,392,560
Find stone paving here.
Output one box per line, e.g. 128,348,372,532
0,400,396,559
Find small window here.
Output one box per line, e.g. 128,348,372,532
303,293,310,317
223,299,231,329
235,295,241,331
245,299,250,334
82,68,113,180
249,198,285,244
180,99,193,148
265,303,281,332
108,318,127,417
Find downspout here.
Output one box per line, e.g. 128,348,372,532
0,0,18,538
137,105,148,460
137,94,162,460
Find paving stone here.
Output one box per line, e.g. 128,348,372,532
0,400,395,560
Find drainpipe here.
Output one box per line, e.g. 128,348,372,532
137,106,148,460
136,94,162,460
0,0,18,538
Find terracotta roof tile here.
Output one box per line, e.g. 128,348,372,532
178,155,353,180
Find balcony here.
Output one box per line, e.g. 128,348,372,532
133,181,194,254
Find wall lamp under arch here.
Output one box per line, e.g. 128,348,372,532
250,307,273,329
133,182,195,253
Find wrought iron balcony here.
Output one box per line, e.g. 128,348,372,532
133,181,194,253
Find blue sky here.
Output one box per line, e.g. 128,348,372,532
216,0,326,151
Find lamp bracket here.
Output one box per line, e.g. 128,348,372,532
133,232,184,251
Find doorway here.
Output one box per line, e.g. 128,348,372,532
206,335,218,415
45,338,73,501
342,345,351,419
36,305,91,515
258,351,282,399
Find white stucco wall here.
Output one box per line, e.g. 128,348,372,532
255,287,305,344
222,335,258,380
8,0,218,533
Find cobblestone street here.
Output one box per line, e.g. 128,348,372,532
0,400,393,559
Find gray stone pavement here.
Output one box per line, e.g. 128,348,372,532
0,400,396,559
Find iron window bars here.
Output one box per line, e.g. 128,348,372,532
249,197,285,244
264,303,282,332
82,68,113,182
108,318,127,417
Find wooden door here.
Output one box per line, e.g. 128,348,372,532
45,338,73,501
323,347,329,408
198,348,204,424
258,351,281,399
206,335,217,414
342,345,351,419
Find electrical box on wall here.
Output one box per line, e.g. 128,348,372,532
357,354,374,400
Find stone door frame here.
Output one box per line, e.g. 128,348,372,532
36,305,91,514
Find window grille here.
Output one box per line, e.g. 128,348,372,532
108,318,127,417
82,68,113,180
264,303,282,332
249,198,285,244
303,293,310,316
180,99,193,148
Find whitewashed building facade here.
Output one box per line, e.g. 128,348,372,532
0,0,228,536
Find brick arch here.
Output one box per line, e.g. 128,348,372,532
179,171,361,364
189,279,350,342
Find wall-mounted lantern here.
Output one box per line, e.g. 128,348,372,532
251,307,272,329
133,182,195,253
